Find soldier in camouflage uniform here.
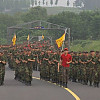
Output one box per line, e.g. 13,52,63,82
88,51,96,86
93,51,100,87
50,52,59,83
54,51,61,84
44,51,51,81
39,51,45,80
77,52,82,83
0,51,6,86
15,49,34,86
79,52,86,84
14,50,21,80
25,50,35,85
82,52,89,85
71,52,78,82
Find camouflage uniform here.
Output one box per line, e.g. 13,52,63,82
50,53,58,83
40,51,45,80
93,52,100,87
88,53,96,86
0,52,6,86
71,53,78,82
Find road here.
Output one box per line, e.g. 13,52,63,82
0,65,100,100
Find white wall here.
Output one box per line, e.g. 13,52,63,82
30,0,76,7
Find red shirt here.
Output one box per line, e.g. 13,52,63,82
61,53,72,67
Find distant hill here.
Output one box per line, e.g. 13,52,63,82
45,7,82,15
2,6,83,15
70,40,100,51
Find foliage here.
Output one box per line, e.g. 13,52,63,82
45,7,82,15
0,6,100,50
0,13,19,44
70,40,100,51
48,10,100,40
21,6,47,22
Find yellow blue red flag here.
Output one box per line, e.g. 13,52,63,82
12,34,16,46
56,33,65,48
27,34,30,41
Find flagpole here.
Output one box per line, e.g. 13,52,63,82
62,41,64,50
68,28,70,51
62,28,67,50
28,40,29,45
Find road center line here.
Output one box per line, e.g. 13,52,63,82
32,77,80,100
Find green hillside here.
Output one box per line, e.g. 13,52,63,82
45,7,83,15
70,40,100,51
2,7,82,15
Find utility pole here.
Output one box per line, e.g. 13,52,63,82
68,28,70,51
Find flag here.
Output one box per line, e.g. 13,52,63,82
42,35,44,39
27,34,29,41
56,33,65,48
12,34,16,46
12,34,16,42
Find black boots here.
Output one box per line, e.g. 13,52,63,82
63,82,68,88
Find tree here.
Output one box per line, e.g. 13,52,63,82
48,10,100,40
90,12,100,39
21,6,47,22
0,13,18,44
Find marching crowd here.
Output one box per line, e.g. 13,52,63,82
0,41,100,88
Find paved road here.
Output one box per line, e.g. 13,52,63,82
0,66,74,100
68,81,100,100
0,65,100,100
33,71,100,100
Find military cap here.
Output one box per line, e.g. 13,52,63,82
79,52,82,54
64,48,68,51
90,50,95,52
96,51,99,54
